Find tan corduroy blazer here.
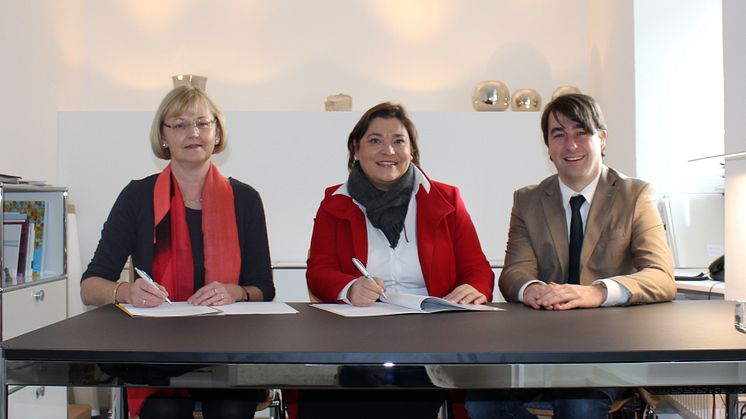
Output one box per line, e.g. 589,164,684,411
499,166,676,305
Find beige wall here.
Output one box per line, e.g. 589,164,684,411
1,0,636,183
587,0,636,177
1,0,739,296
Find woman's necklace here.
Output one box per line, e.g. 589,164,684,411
184,198,203,205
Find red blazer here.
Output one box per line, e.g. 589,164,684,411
306,176,494,302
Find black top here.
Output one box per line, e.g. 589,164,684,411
185,208,205,290
82,174,275,301
4,301,746,365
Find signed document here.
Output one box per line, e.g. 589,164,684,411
311,292,503,317
116,302,222,318
116,301,298,318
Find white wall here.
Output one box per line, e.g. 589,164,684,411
722,0,746,300
587,0,636,177
58,111,552,267
634,0,724,194
1,0,614,185
4,1,733,280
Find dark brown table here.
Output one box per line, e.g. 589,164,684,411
3,300,746,417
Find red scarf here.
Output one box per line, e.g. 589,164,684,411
128,162,241,417
152,162,241,299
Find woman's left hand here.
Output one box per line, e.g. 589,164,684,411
188,283,241,306
444,284,487,305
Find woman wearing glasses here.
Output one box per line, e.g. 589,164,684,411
81,85,274,419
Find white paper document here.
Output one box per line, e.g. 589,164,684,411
218,302,298,315
312,292,502,317
117,302,222,318
117,301,298,318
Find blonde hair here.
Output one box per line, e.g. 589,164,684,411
149,85,228,160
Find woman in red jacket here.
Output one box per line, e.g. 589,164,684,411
302,102,494,419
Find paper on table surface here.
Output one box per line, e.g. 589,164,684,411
311,292,502,317
311,302,423,317
218,302,298,315
116,302,222,317
381,292,501,312
116,301,299,317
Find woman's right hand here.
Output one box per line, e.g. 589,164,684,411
347,276,386,307
130,278,170,307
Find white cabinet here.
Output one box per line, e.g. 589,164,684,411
2,280,67,419
1,184,68,418
1,279,67,339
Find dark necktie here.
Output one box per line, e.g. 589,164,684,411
568,195,586,284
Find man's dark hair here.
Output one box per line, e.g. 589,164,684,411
540,93,607,147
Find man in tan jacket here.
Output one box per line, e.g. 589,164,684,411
467,93,676,419
501,93,675,310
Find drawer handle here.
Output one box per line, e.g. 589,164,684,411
33,290,45,301
35,386,45,399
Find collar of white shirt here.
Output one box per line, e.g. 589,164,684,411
558,166,603,209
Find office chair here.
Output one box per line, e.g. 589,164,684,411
257,389,286,419
609,388,659,419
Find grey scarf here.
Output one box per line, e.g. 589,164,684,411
347,161,415,248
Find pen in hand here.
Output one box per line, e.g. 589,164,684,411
351,258,387,300
134,267,173,304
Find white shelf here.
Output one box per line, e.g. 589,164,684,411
1,183,68,417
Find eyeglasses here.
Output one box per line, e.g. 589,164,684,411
162,118,216,132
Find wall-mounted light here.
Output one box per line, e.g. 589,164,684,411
172,74,207,90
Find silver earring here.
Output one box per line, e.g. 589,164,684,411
162,143,167,148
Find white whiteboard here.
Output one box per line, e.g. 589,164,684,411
58,111,554,272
